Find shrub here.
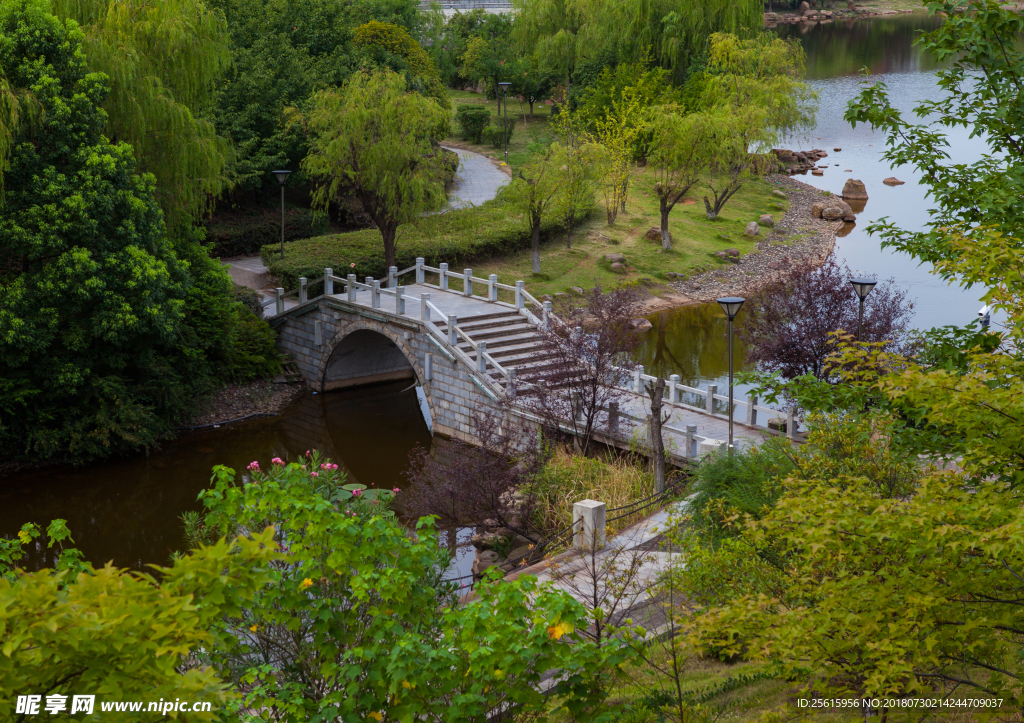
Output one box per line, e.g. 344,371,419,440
457,106,491,143
481,117,516,148
261,197,581,288
230,284,265,318
223,308,281,382
205,206,329,257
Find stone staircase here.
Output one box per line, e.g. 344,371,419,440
434,310,561,391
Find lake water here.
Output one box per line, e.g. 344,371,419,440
638,12,992,386
2,13,983,571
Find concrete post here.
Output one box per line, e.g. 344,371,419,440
347,274,356,303
746,394,758,426
395,286,405,315
299,277,307,304
608,401,620,435
463,268,473,296
572,390,582,420
542,300,552,330
421,292,431,321
634,365,644,393
439,263,449,291
669,374,680,404
707,383,717,415
275,287,284,315
324,268,333,296
488,274,498,302
515,280,524,309
448,315,458,346
685,424,697,458
416,257,425,284
573,499,606,552
388,266,398,288
424,352,433,382
508,368,517,399
371,280,381,309
477,341,487,373
787,407,797,439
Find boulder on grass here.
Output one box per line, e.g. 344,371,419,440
744,221,760,236
841,178,869,200
610,262,626,274
604,253,626,264
644,227,661,241
758,214,775,227
570,286,585,295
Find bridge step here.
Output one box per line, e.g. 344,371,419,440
457,332,547,354
434,310,522,331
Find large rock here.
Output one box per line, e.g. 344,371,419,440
883,176,906,186
841,178,869,200
821,206,846,220
772,189,787,199
744,221,760,237
644,227,661,241
604,253,626,264
811,202,826,218
610,262,626,274
799,1,810,10
506,545,533,562
758,214,775,227
570,286,585,295
630,318,653,332
472,550,503,576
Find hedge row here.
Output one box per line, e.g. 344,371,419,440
261,197,583,289
206,206,328,257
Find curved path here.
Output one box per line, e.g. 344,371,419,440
442,145,510,209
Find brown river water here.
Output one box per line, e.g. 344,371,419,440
1,12,988,571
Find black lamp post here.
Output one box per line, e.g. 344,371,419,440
717,296,746,456
272,170,292,258
849,278,877,341
498,82,511,164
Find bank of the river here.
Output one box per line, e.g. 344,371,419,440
664,176,842,304
186,380,309,429
765,2,923,26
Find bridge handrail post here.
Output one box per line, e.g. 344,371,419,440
746,394,758,426
396,286,405,315
608,401,619,435
324,268,333,296
706,383,717,415
275,287,285,315
669,374,680,404
371,279,381,309
488,274,497,302
634,365,644,394
542,300,552,330
477,341,487,373
389,266,398,289
299,277,308,304
463,268,472,297
416,257,425,284
787,406,797,439
347,274,356,302
439,263,449,291
508,368,517,399
421,292,431,321
448,315,458,346
685,424,697,458
515,280,524,309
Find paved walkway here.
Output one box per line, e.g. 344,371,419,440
442,146,510,209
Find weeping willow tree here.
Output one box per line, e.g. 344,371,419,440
0,77,40,193
512,0,591,93
49,0,232,239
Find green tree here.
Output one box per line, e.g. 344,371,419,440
302,68,449,270
646,107,711,250
502,146,567,273
353,20,451,111
458,13,517,112
195,453,630,721
513,0,589,94
699,107,769,220
1,518,278,719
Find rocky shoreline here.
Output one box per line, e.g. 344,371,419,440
764,2,921,26
667,175,844,303
186,380,308,429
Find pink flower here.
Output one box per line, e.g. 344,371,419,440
272,457,284,465
305,449,311,456
352,489,362,497
392,487,400,494
311,472,319,477
247,461,260,471
350,263,356,268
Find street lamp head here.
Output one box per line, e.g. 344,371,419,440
272,170,292,186
849,277,877,301
498,82,511,93
716,296,746,321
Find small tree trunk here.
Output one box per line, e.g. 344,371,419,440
528,100,534,118
531,217,541,273
381,223,398,270
703,196,718,220
648,377,666,493
620,175,629,213
660,195,672,251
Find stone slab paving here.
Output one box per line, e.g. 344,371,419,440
442,146,510,209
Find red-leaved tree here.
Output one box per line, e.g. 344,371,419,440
738,256,914,381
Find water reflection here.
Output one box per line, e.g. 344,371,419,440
0,381,431,571
774,13,945,78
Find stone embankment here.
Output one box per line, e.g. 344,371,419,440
669,176,845,303
765,1,920,26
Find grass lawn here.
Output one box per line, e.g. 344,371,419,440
446,89,557,171
471,166,787,298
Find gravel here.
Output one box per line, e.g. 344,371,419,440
670,176,843,302
188,380,308,428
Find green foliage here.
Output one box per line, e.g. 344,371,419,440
262,196,573,287
0,523,279,719
354,20,450,110
223,307,281,382
205,204,329,257
502,144,576,272
457,105,491,142
195,453,632,721
481,117,516,148
302,68,450,270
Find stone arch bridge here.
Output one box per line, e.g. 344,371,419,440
267,260,794,460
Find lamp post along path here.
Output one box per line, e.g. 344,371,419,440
849,278,877,341
717,297,745,456
272,170,292,258
498,82,511,165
